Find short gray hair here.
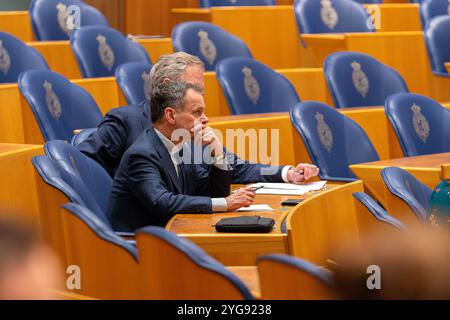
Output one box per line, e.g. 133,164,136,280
151,81,204,123
150,52,205,92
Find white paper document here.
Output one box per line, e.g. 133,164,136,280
249,181,327,196
237,204,275,212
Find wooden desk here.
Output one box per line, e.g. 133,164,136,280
0,11,34,42
350,152,450,207
445,62,450,74
301,32,450,103
0,144,43,220
166,182,338,266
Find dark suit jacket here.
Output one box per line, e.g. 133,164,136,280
78,103,286,182
107,127,233,232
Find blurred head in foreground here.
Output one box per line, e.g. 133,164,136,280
333,228,450,299
0,213,63,299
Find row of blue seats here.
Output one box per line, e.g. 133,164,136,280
26,0,450,42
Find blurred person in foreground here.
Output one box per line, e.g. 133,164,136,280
333,228,450,299
0,213,63,299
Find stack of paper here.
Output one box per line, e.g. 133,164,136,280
237,204,275,212
249,181,327,196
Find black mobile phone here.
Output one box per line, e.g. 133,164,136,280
281,199,304,206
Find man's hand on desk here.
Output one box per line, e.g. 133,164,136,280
287,163,320,184
225,186,256,211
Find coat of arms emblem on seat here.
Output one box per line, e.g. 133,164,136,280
411,103,430,143
56,2,74,36
321,0,339,30
97,34,115,71
198,30,217,66
43,81,62,120
0,40,11,76
242,66,260,105
316,112,333,153
351,61,369,98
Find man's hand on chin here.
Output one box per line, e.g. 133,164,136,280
287,163,320,184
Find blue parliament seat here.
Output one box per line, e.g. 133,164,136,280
32,154,110,228
61,203,140,299
419,0,450,28
424,15,450,75
136,226,254,300
71,128,97,147
381,166,432,225
199,0,275,7
216,57,300,114
290,101,379,181
0,32,49,83
353,192,407,230
293,0,374,35
44,140,112,216
71,26,151,78
324,51,408,108
18,70,103,142
385,93,450,156
29,0,109,41
115,62,153,105
172,22,252,71
257,254,336,299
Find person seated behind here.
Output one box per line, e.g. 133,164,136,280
107,81,257,232
77,52,319,183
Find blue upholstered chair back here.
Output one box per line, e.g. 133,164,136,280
32,155,109,227
381,167,432,223
71,128,97,147
172,22,252,71
200,0,275,7
216,57,300,114
424,15,450,75
115,62,153,105
353,192,407,229
71,26,151,78
18,70,103,142
62,203,137,258
324,51,408,108
385,93,450,156
293,0,374,34
290,101,379,181
420,0,450,28
29,0,109,41
0,32,48,84
137,226,254,299
44,140,112,217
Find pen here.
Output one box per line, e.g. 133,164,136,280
251,185,265,192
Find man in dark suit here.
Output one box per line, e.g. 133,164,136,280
108,82,256,232
78,52,319,182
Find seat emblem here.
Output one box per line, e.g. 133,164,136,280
198,30,217,66
316,112,333,153
141,70,152,102
411,103,430,143
56,2,73,36
351,61,369,98
242,66,260,105
321,0,339,30
0,40,11,76
43,81,62,120
97,34,115,72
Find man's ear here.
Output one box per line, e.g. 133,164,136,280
165,107,176,125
